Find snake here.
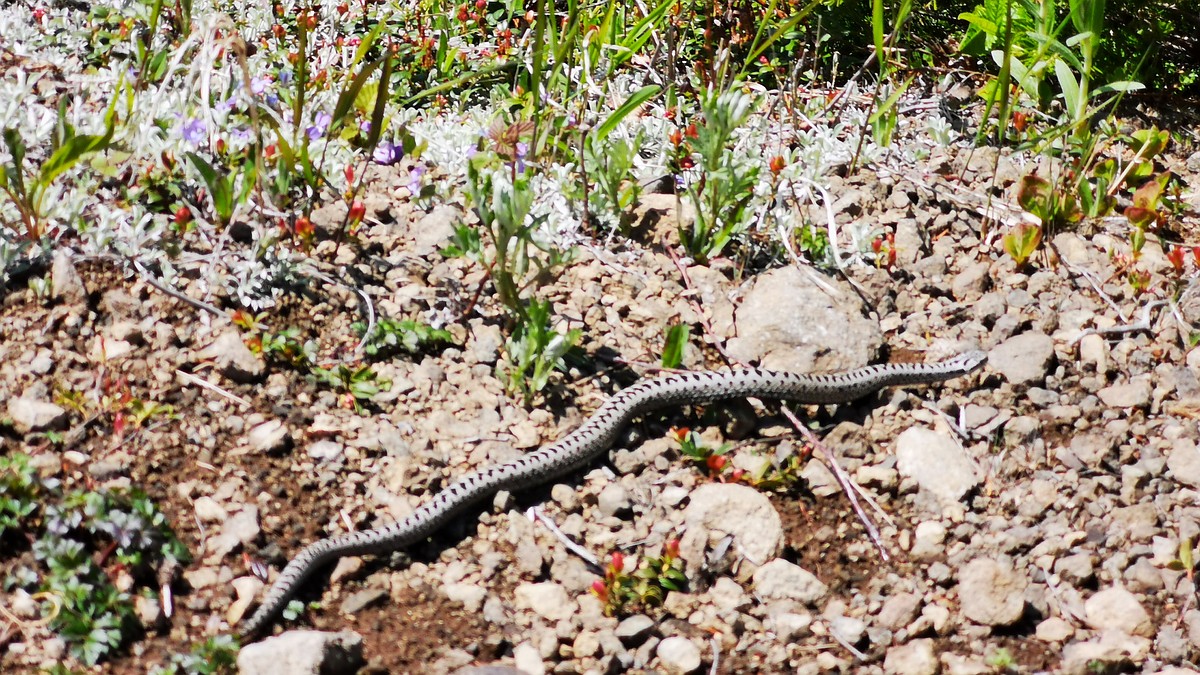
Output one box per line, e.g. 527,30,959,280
239,350,987,638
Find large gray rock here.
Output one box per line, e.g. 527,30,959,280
896,427,980,502
752,559,828,606
726,266,882,373
197,331,265,383
1084,586,1153,637
7,398,68,434
236,630,364,675
655,636,702,674
957,557,1027,626
988,331,1055,385
679,483,783,572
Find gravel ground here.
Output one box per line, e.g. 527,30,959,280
4,116,1200,675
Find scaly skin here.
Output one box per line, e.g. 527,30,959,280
239,350,987,638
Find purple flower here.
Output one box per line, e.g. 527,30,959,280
251,76,270,95
278,69,293,84
514,142,528,174
360,120,372,133
407,165,425,193
181,118,205,144
372,141,402,165
306,111,332,140
215,97,235,114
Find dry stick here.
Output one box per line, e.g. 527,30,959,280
526,506,602,569
781,406,891,562
175,369,252,408
132,260,229,319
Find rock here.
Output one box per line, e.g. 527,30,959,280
236,630,364,675
988,332,1055,385
308,440,344,463
1060,633,1150,675
248,419,289,453
597,483,632,518
615,615,656,645
655,636,701,674
895,428,980,502
912,521,947,559
444,582,487,612
1098,376,1153,409
514,582,573,621
1035,616,1074,642
197,331,265,383
412,205,461,256
6,398,68,434
454,667,529,675
207,507,260,558
766,612,812,642
827,614,866,645
135,594,163,629
51,250,87,304
1083,586,1152,636
725,266,883,373
340,588,387,615
877,592,922,630
951,261,991,300
957,558,1027,626
883,638,937,675
193,496,227,523
227,576,264,625
680,483,783,569
752,559,828,606
512,641,545,675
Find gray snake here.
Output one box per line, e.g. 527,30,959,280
239,350,987,638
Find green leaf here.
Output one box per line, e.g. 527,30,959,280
592,85,660,145
661,323,690,369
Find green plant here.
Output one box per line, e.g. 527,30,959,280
590,540,687,616
2,457,189,666
1166,536,1198,582
1001,221,1044,269
674,428,734,479
500,298,582,404
310,364,391,413
0,95,119,241
661,324,691,369
352,318,454,358
986,646,1018,672
232,311,315,366
151,635,239,675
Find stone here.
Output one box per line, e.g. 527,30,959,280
883,638,937,675
912,521,947,559
412,205,462,256
725,266,883,373
193,496,227,523
876,592,922,630
227,576,264,625
1060,633,1150,675
951,261,991,300
615,615,656,645
6,398,68,434
753,559,828,606
514,582,573,621
655,636,701,674
208,507,260,558
512,641,545,675
1083,586,1153,637
680,483,783,569
597,483,632,518
444,582,487,612
895,428,980,502
340,588,387,615
51,250,87,304
1166,439,1200,489
236,630,364,675
1098,376,1153,409
307,440,344,463
957,558,1027,626
197,331,265,383
766,612,812,642
1035,616,1074,642
248,419,289,453
988,332,1055,385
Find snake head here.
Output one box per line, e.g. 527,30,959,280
949,350,988,374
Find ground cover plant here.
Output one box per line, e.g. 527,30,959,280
1,0,1199,671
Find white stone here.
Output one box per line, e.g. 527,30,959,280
896,428,980,502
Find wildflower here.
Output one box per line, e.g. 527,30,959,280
181,118,205,144
373,141,402,165
250,76,271,95
306,111,332,140
348,200,366,224
407,165,425,193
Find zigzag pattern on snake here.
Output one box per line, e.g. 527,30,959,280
239,350,987,638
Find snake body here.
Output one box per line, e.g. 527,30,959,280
240,350,987,638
